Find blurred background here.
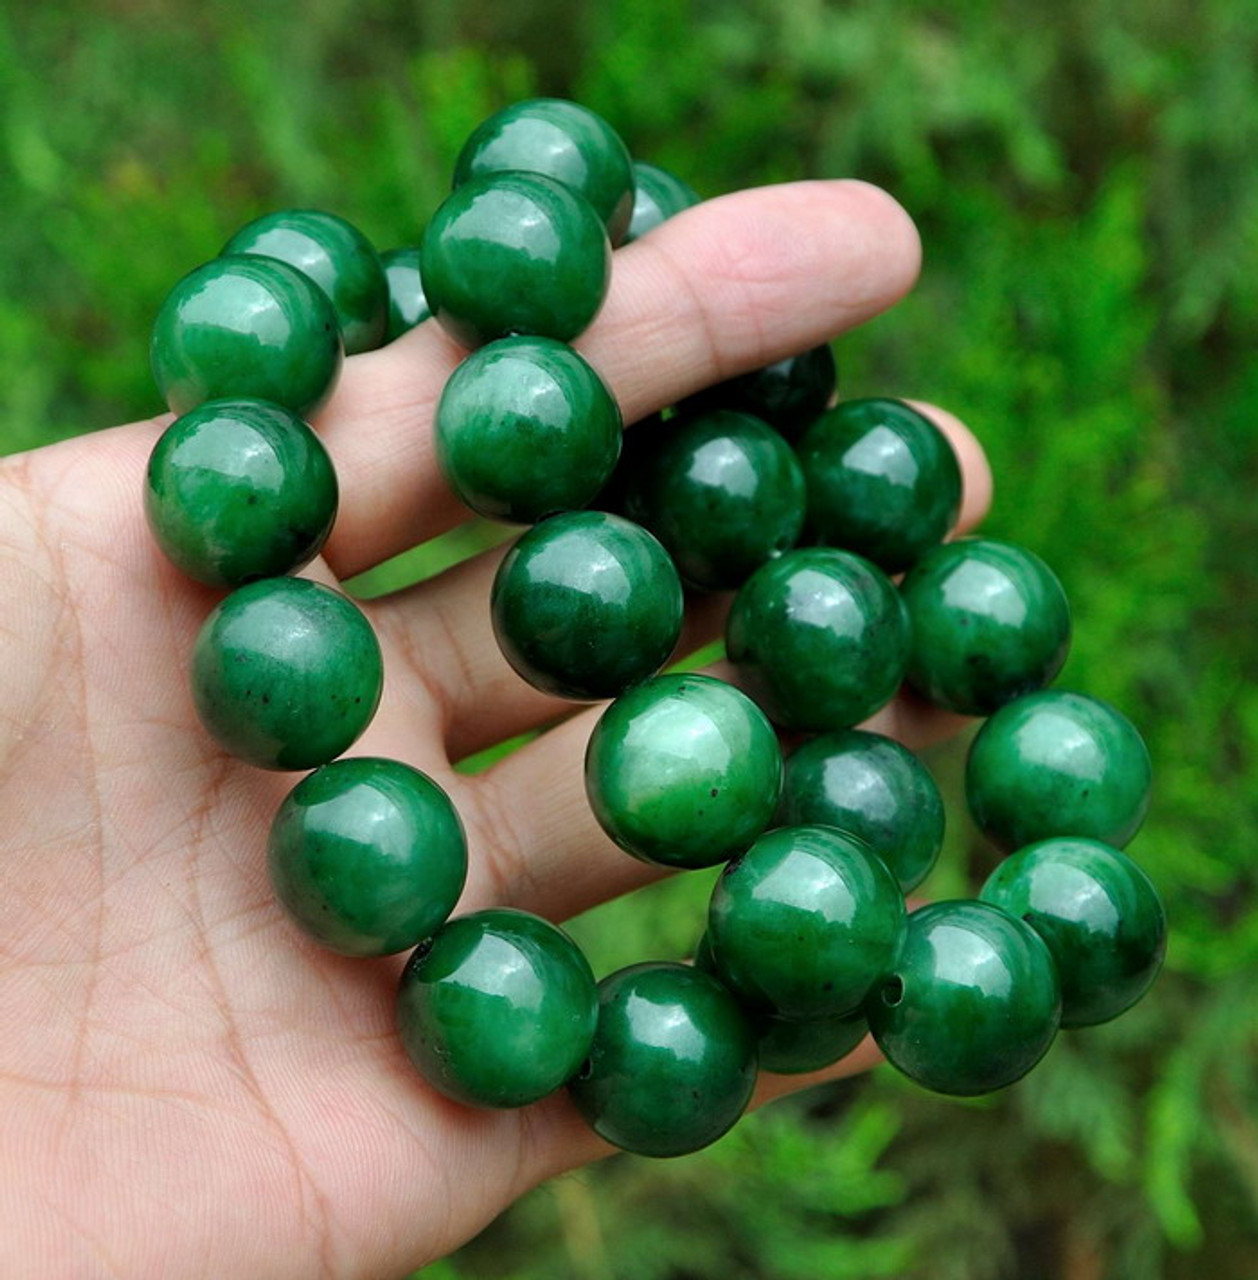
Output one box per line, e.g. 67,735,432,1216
3,1,1256,1276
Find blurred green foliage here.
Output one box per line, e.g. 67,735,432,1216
2,0,1256,1276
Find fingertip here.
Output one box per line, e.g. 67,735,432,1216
831,179,923,311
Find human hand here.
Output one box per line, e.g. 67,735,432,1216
0,179,991,1278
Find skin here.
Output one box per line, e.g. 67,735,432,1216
0,180,992,1278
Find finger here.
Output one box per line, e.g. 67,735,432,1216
370,400,988,762
317,180,921,578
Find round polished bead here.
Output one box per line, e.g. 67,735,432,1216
618,409,806,590
980,837,1166,1028
778,730,944,892
422,172,611,348
798,397,961,572
454,98,635,245
867,900,1062,1096
191,577,382,770
397,909,597,1109
144,398,338,588
151,255,343,417
222,209,388,354
901,538,1071,715
585,674,783,868
966,690,1152,851
725,547,910,731
268,758,466,957
380,246,431,342
708,825,906,1019
491,511,683,700
436,337,622,523
623,161,700,242
567,962,757,1157
682,344,837,442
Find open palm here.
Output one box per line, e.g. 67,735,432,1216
0,181,990,1279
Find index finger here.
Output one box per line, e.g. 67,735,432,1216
316,179,922,579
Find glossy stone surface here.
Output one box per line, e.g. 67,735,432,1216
682,344,837,442
145,398,338,588
623,161,700,242
491,511,684,700
191,577,382,770
423,172,611,348
618,408,806,590
567,962,757,1157
967,690,1153,851
455,98,635,244
585,673,782,868
725,547,910,731
980,837,1166,1027
397,909,597,1109
151,255,343,417
867,900,1062,1096
901,538,1071,715
380,246,431,341
708,825,906,1019
222,209,388,354
798,397,962,572
268,757,466,957
778,729,944,892
436,336,622,523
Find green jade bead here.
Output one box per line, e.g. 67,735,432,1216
692,932,870,1075
726,547,910,731
867,900,1062,1096
151,255,343,418
778,729,944,892
455,98,635,245
618,409,806,590
622,161,700,243
422,171,611,348
585,673,783,868
980,837,1167,1028
708,825,906,1020
798,397,962,573
491,511,683,700
222,209,388,355
683,344,837,443
397,909,597,1109
380,247,431,342
436,336,622,523
567,962,757,1158
191,577,382,770
967,690,1152,851
268,757,467,957
901,538,1071,715
144,398,338,588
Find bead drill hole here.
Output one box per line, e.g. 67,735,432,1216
881,976,905,1007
